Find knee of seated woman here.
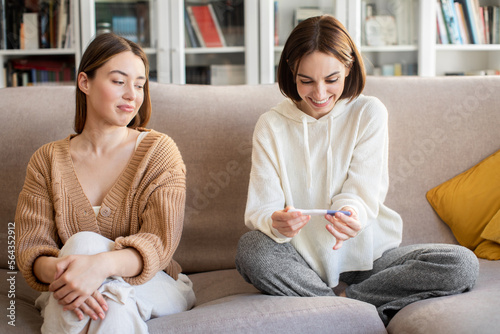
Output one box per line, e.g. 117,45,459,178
436,245,479,291
235,231,295,274
236,232,271,264
60,232,115,257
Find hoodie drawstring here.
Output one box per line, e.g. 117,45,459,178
327,117,334,199
302,115,334,193
302,117,313,189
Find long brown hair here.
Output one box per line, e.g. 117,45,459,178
277,15,365,103
74,33,151,134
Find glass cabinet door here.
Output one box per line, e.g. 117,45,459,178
170,0,259,85
94,0,153,48
260,0,341,84
81,0,161,82
358,0,419,76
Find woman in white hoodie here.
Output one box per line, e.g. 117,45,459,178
235,15,478,326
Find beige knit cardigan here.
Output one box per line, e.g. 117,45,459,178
15,129,186,291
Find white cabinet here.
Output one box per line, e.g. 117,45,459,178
3,0,500,88
258,0,500,80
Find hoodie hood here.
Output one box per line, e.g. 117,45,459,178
273,98,349,123
271,98,350,191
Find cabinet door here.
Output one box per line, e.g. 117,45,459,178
0,0,80,88
259,0,344,84
80,0,165,82
357,0,420,76
170,0,259,85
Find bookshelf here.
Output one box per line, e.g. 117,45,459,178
260,0,500,80
0,0,80,88
351,0,500,76
3,0,500,88
432,0,500,75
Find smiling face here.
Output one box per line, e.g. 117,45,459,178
78,51,146,131
295,51,350,119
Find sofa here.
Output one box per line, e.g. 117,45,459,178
1,76,499,333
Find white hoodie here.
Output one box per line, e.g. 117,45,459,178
245,95,403,287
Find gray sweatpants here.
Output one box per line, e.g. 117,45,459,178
235,231,479,326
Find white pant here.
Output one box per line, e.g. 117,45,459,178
36,232,196,334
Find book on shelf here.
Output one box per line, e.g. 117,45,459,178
185,6,200,47
440,0,462,44
0,0,6,49
438,0,500,45
21,12,38,49
186,4,226,48
57,0,68,48
436,2,450,44
454,2,471,44
4,0,23,49
211,1,244,47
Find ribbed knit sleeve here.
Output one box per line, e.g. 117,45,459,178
330,98,389,227
114,134,186,284
15,144,60,291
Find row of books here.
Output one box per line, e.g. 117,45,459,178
186,64,245,85
445,69,500,75
372,63,418,76
185,1,244,48
362,0,419,47
3,57,75,87
437,0,500,44
0,0,73,50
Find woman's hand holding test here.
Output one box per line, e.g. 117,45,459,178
271,206,361,247
271,206,311,238
325,207,361,250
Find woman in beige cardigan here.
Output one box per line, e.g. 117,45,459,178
15,33,195,333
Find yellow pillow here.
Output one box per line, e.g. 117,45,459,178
426,149,500,260
475,210,500,260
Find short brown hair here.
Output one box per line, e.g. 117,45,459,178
74,33,151,134
277,15,365,103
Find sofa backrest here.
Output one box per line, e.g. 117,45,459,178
147,83,284,273
1,77,499,274
364,77,500,248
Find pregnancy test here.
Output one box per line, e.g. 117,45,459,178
289,209,351,216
